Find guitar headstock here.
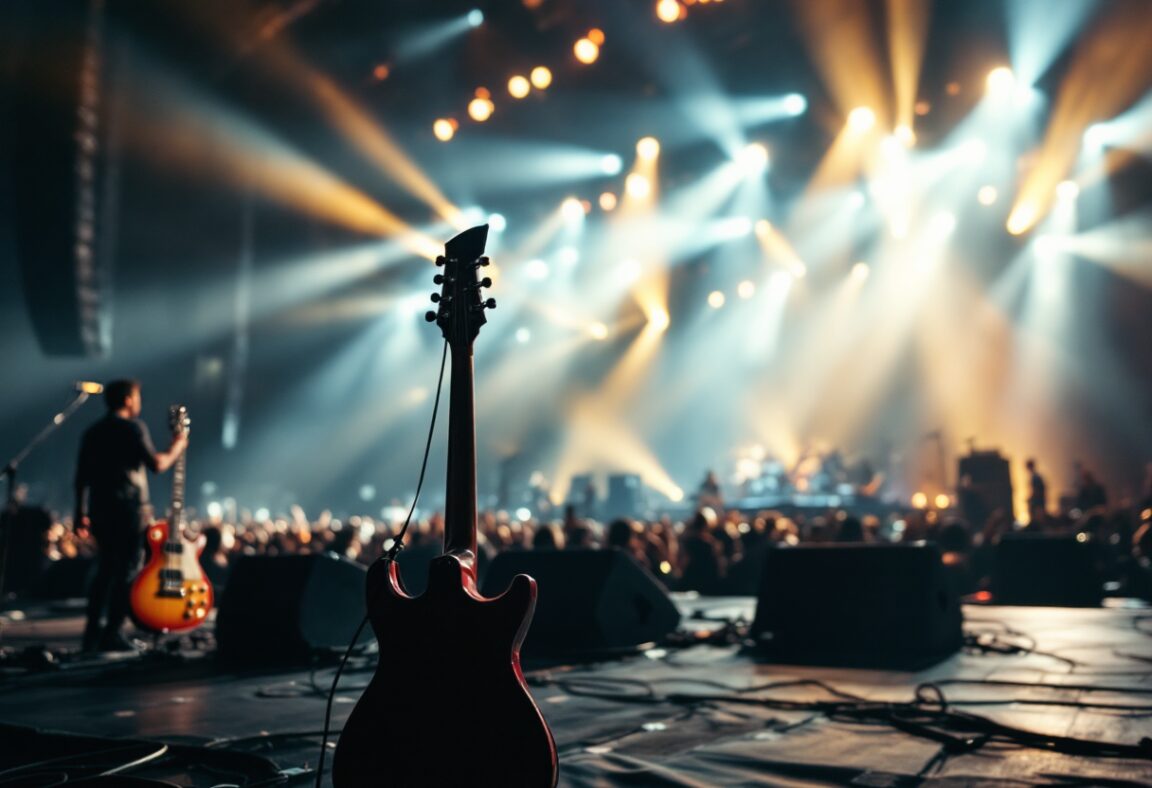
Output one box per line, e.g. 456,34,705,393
425,225,495,348
169,404,191,437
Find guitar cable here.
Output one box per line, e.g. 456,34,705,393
314,340,449,788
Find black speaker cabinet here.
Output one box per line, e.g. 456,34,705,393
749,543,963,670
481,549,680,658
991,533,1103,607
216,553,369,663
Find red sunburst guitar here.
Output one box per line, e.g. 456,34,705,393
129,405,213,633
333,225,558,786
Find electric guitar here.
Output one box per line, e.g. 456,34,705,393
129,405,213,633
333,226,558,787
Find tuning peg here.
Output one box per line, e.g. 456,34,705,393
479,277,492,288
425,311,438,322
485,297,496,309
477,256,490,267
435,256,446,267
430,292,442,303
433,274,445,285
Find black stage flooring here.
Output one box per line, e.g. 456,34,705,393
1,598,1151,786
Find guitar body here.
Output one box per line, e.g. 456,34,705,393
333,554,557,787
129,519,214,633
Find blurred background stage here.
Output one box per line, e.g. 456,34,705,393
1,0,1152,785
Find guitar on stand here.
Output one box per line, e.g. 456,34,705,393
333,226,558,787
129,405,213,634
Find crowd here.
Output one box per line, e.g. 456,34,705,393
22,473,1152,603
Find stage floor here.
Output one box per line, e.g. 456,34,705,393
1,597,1150,786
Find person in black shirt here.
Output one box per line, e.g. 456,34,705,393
1025,458,1047,525
74,379,187,652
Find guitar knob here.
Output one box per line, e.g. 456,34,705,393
425,311,437,322
479,277,492,288
430,293,442,303
433,274,445,285
183,611,192,620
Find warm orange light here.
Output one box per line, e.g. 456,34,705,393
530,66,552,90
468,97,494,122
598,191,618,211
736,280,755,299
574,38,600,64
656,0,683,23
847,106,876,132
636,136,661,159
911,492,928,509
707,290,726,308
372,64,390,81
934,493,951,509
625,173,651,200
433,118,457,141
588,28,606,45
508,75,530,98
977,185,998,206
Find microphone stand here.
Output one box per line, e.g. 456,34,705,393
0,390,94,647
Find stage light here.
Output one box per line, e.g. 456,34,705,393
1056,180,1080,201
986,66,1015,96
737,280,755,299
561,197,585,221
488,213,507,232
656,0,683,23
599,191,618,211
588,28,605,45
931,211,957,237
508,75,530,98
708,290,726,308
467,9,484,27
962,139,988,164
359,484,377,502
1007,201,1038,235
588,321,608,340
977,185,998,206
754,219,772,236
1033,234,1057,256
914,100,931,115
1084,122,1110,150
847,106,876,132
433,118,457,141
600,153,623,175
636,136,661,159
625,172,651,199
574,37,600,64
737,142,770,172
525,258,550,280
894,124,916,147
468,96,494,122
372,64,390,81
934,493,950,509
530,66,552,89
791,262,807,279
783,93,807,115
851,261,870,281
717,216,754,238
648,307,670,332
515,327,531,344
911,491,928,509
556,246,580,266
619,258,642,283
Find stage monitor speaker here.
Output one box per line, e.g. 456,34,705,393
991,533,1102,607
481,549,680,658
216,553,369,663
957,450,1014,525
749,543,963,670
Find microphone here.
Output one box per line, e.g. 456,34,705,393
74,381,104,394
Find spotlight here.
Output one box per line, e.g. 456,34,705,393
847,106,876,133
707,290,726,309
598,191,618,211
931,211,957,237
574,38,600,64
911,491,927,509
783,93,807,116
508,75,531,98
467,9,484,27
468,96,494,122
530,66,552,90
894,124,916,147
737,142,770,172
600,153,623,175
636,136,661,159
851,261,870,281
1056,180,1080,202
525,259,550,279
561,197,586,221
1083,123,1110,150
934,493,950,509
736,280,755,299
556,247,580,266
1033,234,1057,255
717,217,753,238
625,172,652,199
432,118,458,141
648,307,670,332
656,0,683,23
791,262,807,279
1006,201,1037,235
977,185,998,206
588,28,605,46
515,327,531,344
587,322,608,340
985,66,1015,96
754,218,773,236
488,213,507,232
372,63,390,81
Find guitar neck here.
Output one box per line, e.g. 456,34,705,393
444,342,477,557
169,449,186,538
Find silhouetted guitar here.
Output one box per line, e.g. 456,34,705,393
129,405,213,633
333,226,558,787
